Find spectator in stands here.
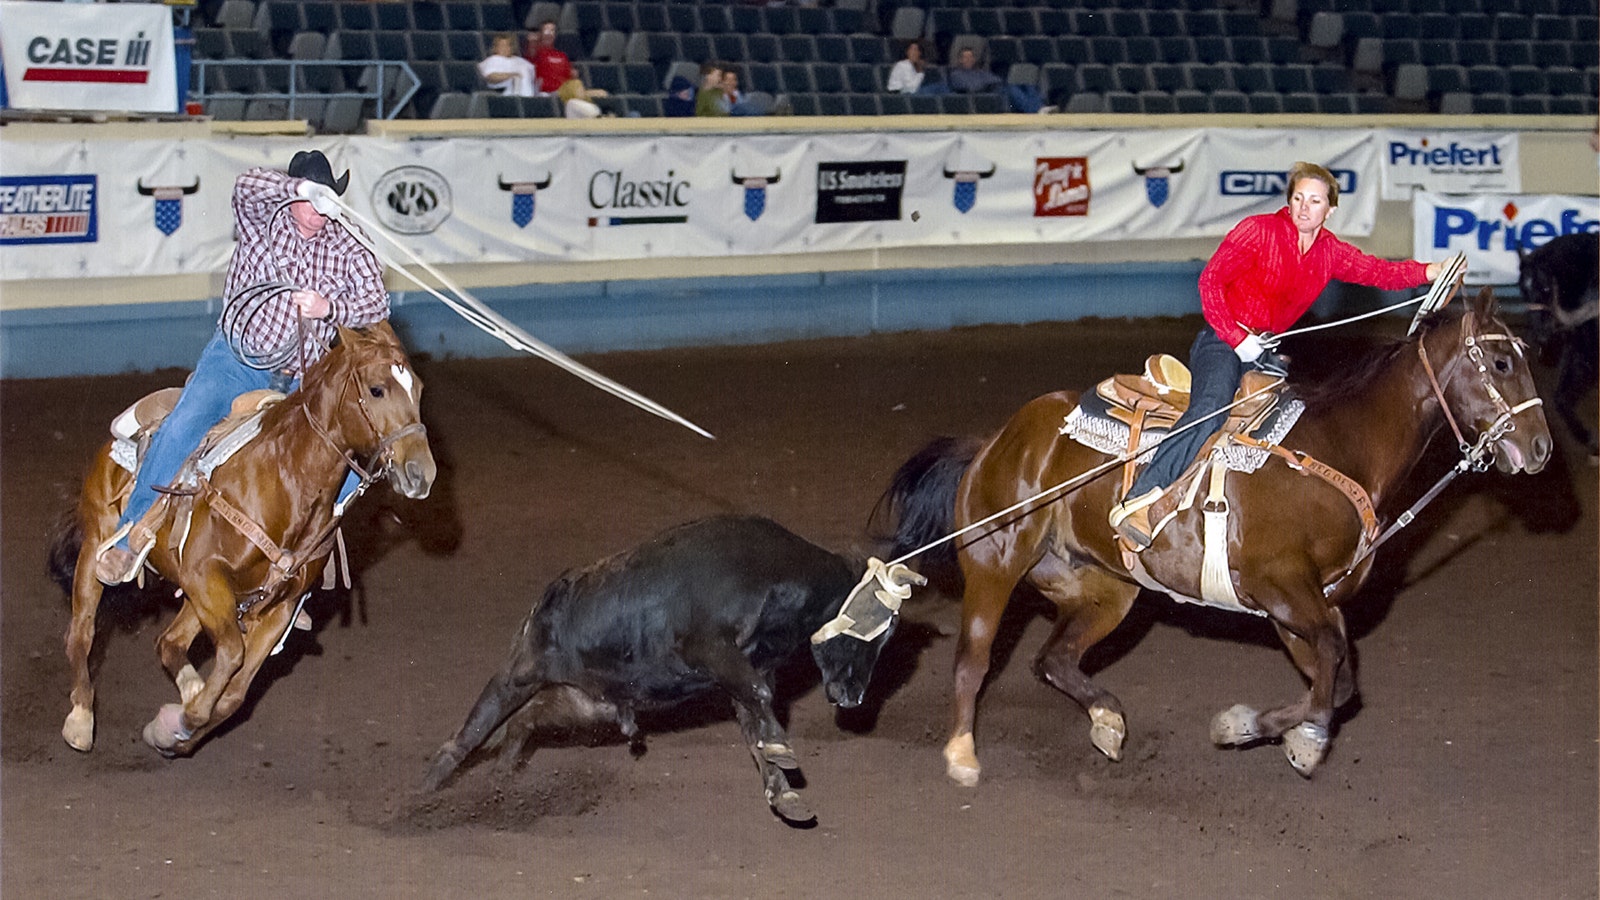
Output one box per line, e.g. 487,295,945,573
95,151,389,589
524,19,608,117
720,68,773,116
478,33,538,97
1109,161,1445,549
887,40,927,95
946,46,1044,113
695,61,728,116
663,74,696,117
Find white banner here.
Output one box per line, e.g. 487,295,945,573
1379,130,1520,201
0,2,176,113
1412,191,1600,284
0,129,1387,281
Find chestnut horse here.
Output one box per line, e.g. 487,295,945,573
60,321,436,756
884,289,1550,784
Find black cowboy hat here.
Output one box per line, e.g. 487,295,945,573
287,149,350,196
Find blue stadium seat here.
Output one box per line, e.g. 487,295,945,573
788,93,819,116
845,92,881,115
445,31,483,62
1124,36,1159,65
1506,65,1547,95
1471,93,1511,113
765,6,799,35
1233,63,1275,94
794,6,829,34
1193,35,1228,64
777,63,813,94
335,3,375,31
1466,64,1510,94
779,34,817,64
1317,92,1358,114
1159,36,1197,64
1075,63,1115,93
601,2,637,33
843,63,878,94
634,3,669,32
1271,64,1313,94
622,63,657,95
939,93,973,114
814,35,849,64
442,60,480,93
987,37,1023,68
1427,64,1469,95
1071,9,1109,37
713,34,749,62
1226,36,1268,65
1247,92,1284,113
1208,90,1248,113
745,63,781,95
1417,39,1456,66
816,93,848,116
442,1,480,32
409,32,446,62
1089,36,1128,65
810,63,846,94
1137,90,1175,113
1173,89,1208,112
1282,92,1319,113
1056,36,1090,65
1113,63,1152,93
747,34,779,62
1001,8,1038,35
905,93,940,115
1310,64,1350,94
879,93,911,115
1148,62,1184,93
411,1,445,31
849,36,891,65
1181,62,1234,94
1493,13,1533,40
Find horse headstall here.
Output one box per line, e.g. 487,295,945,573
1419,309,1543,469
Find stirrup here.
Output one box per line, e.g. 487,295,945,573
1109,487,1162,528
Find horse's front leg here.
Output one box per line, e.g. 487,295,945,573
945,562,1026,788
143,566,246,755
164,600,296,755
1211,600,1348,777
156,603,205,704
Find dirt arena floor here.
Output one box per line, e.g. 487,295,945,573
3,314,1595,899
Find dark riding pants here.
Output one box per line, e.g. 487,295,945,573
1128,328,1244,497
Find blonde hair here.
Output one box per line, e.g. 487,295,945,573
1285,161,1339,208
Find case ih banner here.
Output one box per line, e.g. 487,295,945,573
2,129,1390,282
0,2,176,113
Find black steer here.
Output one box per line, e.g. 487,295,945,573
1519,232,1598,459
421,515,907,824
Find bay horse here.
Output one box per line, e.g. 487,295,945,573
59,321,436,756
883,289,1549,785
1519,232,1598,460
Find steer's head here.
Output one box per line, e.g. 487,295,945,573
810,559,926,708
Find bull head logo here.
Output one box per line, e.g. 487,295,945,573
136,177,200,235
731,169,781,221
497,173,553,228
1131,160,1184,209
942,163,996,214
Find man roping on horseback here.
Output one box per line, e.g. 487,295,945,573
95,149,389,586
1109,161,1444,549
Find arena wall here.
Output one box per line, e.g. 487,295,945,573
1,115,1592,378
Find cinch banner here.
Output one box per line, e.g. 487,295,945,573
0,2,176,112
1412,191,1600,284
1379,130,1520,201
1,130,1384,281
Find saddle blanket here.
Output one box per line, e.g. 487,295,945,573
110,410,268,482
1061,394,1306,473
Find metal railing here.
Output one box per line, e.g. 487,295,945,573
190,59,419,120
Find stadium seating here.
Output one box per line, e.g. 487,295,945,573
184,0,1598,125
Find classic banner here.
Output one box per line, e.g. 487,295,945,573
0,2,176,113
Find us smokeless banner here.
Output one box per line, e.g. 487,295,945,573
815,161,906,224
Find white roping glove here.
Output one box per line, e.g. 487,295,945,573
295,180,343,219
1233,333,1266,362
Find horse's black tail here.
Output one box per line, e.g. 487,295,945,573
876,436,983,572
46,504,84,597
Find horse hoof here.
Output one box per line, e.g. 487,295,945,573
1282,722,1329,777
1088,706,1125,761
769,790,815,825
61,706,94,752
175,664,203,704
142,703,190,755
944,733,981,787
1210,704,1261,747
758,741,798,770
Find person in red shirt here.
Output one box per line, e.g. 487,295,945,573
524,20,572,94
1111,161,1443,549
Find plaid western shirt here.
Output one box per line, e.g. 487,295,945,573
222,167,388,376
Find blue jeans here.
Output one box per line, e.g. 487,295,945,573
114,331,288,547
1128,328,1244,497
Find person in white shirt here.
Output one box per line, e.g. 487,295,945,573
478,33,538,97
886,41,927,94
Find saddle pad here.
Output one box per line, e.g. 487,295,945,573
112,410,269,481
1062,395,1306,473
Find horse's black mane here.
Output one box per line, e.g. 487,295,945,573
1293,309,1453,414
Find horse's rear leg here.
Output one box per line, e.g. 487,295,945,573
1029,563,1141,762
62,543,110,752
945,565,1025,787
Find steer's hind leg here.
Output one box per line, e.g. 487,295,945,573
1028,558,1141,762
423,669,547,791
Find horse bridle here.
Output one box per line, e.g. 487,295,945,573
1416,310,1543,472
301,352,427,488
1332,311,1545,589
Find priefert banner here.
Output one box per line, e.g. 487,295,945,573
1413,191,1599,284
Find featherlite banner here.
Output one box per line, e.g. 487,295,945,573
1,129,1389,281
0,2,177,113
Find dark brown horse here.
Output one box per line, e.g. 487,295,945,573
60,321,436,756
883,289,1550,784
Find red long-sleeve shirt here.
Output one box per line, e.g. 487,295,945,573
528,44,573,94
1199,207,1429,348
